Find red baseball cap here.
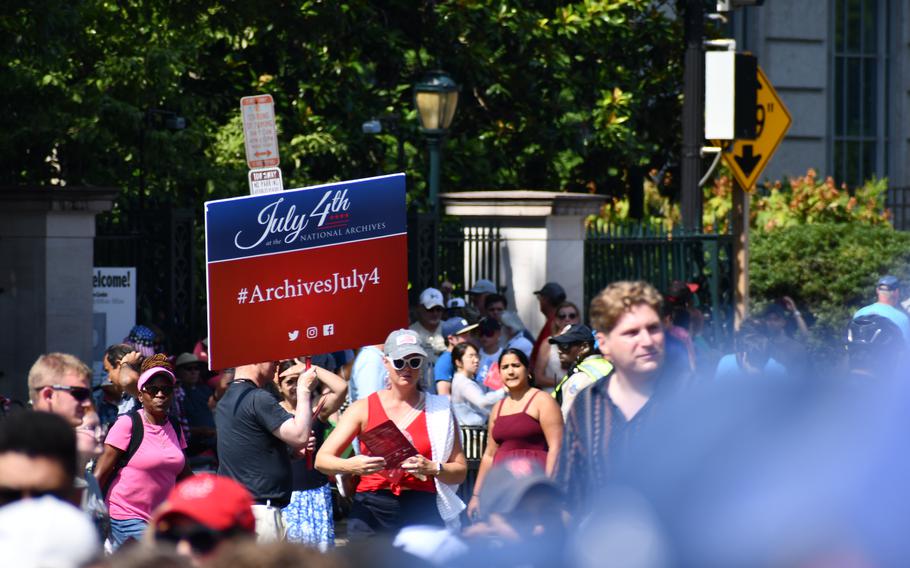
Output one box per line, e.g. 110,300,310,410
153,474,255,533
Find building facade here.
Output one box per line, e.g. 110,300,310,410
731,0,908,190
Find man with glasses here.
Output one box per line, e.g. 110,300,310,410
28,353,93,427
215,360,317,542
0,411,100,567
152,473,256,564
0,410,78,507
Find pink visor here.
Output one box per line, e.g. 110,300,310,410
137,366,177,392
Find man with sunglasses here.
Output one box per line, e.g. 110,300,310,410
0,410,78,508
28,352,93,427
152,473,256,565
549,324,612,420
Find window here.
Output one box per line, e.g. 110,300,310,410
832,0,889,187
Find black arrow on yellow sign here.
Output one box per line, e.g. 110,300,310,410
734,145,762,179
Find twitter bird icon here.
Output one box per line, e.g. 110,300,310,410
288,330,299,341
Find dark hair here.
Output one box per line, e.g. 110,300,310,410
104,343,134,366
0,410,77,480
278,359,297,375
498,348,535,387
451,342,477,368
734,320,770,369
484,294,508,310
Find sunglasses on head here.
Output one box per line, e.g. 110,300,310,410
0,487,66,507
42,384,91,403
156,524,229,555
142,384,174,397
389,357,424,371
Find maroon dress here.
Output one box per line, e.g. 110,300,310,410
491,391,548,468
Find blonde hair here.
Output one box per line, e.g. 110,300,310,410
589,281,663,333
28,353,92,393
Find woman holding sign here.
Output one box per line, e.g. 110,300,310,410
316,329,467,539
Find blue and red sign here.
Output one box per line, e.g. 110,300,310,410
205,174,408,370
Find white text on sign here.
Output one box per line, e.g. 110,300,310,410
236,267,382,305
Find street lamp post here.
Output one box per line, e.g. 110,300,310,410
414,71,459,214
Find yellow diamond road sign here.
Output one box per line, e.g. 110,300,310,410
722,66,792,190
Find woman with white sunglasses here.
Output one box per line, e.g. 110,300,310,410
316,329,467,539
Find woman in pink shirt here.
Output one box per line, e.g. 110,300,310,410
95,354,191,549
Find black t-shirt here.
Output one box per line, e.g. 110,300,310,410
290,417,329,491
216,379,292,502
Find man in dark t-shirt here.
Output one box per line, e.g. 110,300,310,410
215,360,315,541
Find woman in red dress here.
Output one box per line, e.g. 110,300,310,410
467,348,563,520
316,330,467,539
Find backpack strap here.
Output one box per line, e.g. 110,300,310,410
168,414,185,447
101,410,144,496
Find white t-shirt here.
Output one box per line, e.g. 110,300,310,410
451,372,506,426
477,347,503,389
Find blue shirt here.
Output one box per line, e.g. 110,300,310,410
714,353,788,381
350,346,388,402
853,303,910,344
434,351,455,383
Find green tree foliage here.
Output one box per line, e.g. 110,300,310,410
750,223,910,360
0,0,682,206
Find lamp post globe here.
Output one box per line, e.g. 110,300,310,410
414,71,459,213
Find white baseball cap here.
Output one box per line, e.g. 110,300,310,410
419,288,445,310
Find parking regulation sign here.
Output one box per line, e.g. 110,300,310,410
248,167,283,195
241,94,280,169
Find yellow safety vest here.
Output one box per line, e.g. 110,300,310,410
553,356,613,405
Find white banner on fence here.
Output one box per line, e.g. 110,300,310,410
92,267,136,386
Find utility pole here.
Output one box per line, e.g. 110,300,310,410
681,0,705,231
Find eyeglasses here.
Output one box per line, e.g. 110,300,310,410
557,312,579,320
156,524,229,555
389,357,424,371
40,384,92,403
142,385,174,397
0,487,66,507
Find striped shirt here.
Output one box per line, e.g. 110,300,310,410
555,366,680,515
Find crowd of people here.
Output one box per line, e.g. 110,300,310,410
3,273,910,567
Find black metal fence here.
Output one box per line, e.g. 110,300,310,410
94,205,201,353
584,224,735,342
407,212,502,301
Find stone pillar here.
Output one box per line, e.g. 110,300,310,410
441,191,605,334
0,187,118,403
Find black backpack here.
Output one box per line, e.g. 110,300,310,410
101,410,185,495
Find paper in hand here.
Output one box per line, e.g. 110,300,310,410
358,419,419,470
